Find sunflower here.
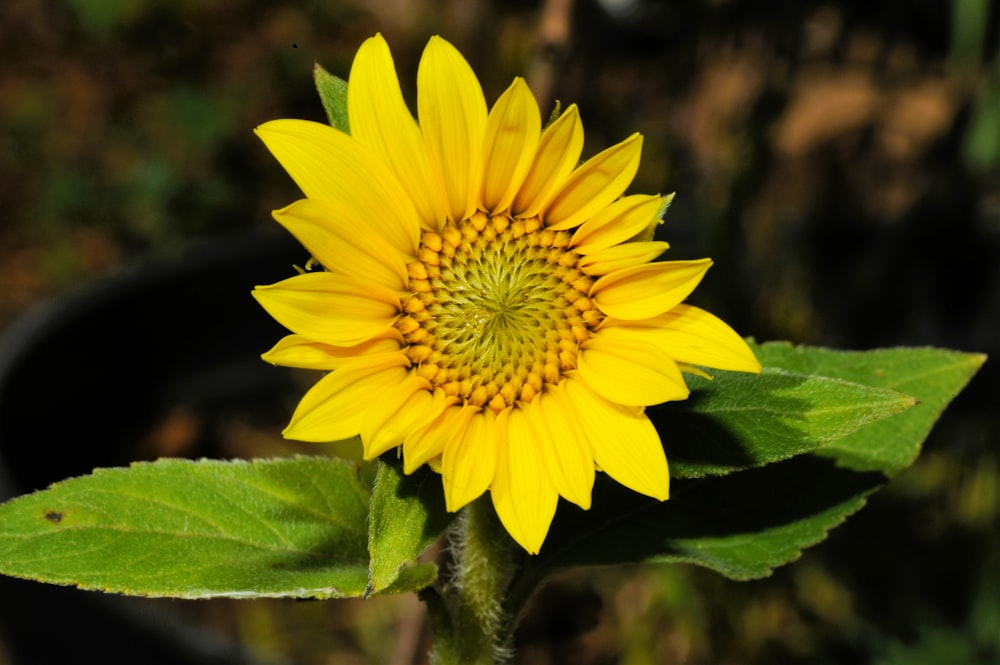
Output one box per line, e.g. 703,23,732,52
253,34,760,554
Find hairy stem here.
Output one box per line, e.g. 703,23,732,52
428,497,521,665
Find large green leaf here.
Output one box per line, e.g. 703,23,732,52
0,457,380,598
521,344,983,583
657,366,916,478
367,460,453,596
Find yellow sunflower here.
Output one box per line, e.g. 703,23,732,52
253,34,760,554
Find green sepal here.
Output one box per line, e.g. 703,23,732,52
314,63,350,134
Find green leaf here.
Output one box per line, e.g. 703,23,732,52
367,460,453,596
528,457,880,582
520,344,983,583
314,63,349,133
0,457,378,598
657,367,916,478
752,343,987,474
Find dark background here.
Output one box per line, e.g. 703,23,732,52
0,0,996,663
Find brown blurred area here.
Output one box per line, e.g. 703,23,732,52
0,1,997,663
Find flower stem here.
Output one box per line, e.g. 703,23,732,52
429,497,519,665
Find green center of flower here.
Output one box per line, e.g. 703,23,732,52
396,211,603,413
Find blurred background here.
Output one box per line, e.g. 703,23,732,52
0,0,997,663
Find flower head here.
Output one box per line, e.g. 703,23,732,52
253,34,760,554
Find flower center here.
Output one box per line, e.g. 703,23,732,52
395,211,603,413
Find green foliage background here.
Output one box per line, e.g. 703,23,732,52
0,1,996,663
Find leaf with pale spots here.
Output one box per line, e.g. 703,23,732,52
0,457,441,598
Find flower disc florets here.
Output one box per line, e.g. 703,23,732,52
398,212,600,413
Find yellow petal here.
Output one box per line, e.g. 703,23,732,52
578,241,670,276
283,353,409,442
528,387,594,509
254,119,420,254
543,133,643,231
571,194,666,253
418,36,487,224
512,104,583,217
563,378,669,501
359,373,432,457
262,333,402,370
603,304,762,373
491,408,559,554
348,34,448,230
364,388,456,460
274,198,408,290
481,78,541,214
591,258,712,320
253,272,400,347
441,408,504,512
577,333,689,406
403,403,478,475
